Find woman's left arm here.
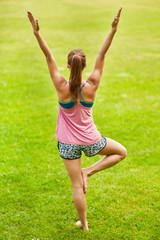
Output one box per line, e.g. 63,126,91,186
27,11,67,91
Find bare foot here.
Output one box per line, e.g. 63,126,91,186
75,220,89,231
81,168,90,194
76,220,82,227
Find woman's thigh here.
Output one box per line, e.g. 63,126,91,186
62,158,83,187
98,137,127,156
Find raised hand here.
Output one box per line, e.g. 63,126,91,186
111,7,122,31
27,11,40,35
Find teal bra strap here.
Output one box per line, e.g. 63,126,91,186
79,82,94,107
58,81,94,109
80,92,85,101
58,98,75,109
81,82,87,90
79,82,86,101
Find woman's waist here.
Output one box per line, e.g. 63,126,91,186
56,127,101,145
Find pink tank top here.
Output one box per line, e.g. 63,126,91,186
56,81,101,145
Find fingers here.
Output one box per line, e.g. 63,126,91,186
27,11,33,18
27,11,35,22
113,15,118,25
117,7,122,18
113,7,122,25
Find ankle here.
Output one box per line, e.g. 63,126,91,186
81,220,88,227
86,168,97,177
82,221,88,231
83,167,91,177
83,226,89,231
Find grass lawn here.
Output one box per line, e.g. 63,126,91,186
0,0,159,239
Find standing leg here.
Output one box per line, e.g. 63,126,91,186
81,138,127,194
62,157,88,231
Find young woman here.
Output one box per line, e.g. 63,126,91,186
27,7,127,231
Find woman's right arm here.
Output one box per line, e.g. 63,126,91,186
27,11,67,92
87,7,122,90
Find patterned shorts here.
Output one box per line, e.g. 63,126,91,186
57,136,107,160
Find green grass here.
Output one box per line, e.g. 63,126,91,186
0,0,160,239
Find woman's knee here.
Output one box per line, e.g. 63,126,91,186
120,146,127,160
70,175,83,189
72,182,84,195
71,180,82,188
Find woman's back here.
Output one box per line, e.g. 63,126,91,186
57,79,97,104
56,80,101,145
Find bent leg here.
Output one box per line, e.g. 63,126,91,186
98,137,127,157
82,138,127,192
62,157,88,231
87,137,127,176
